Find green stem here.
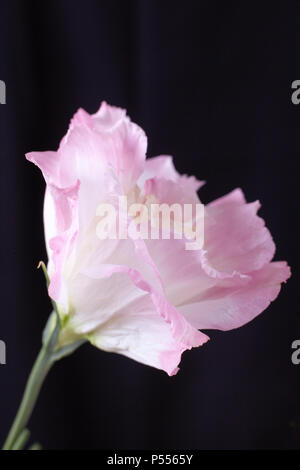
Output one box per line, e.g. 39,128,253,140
2,344,54,450
11,429,30,450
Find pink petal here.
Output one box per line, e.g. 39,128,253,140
143,155,204,189
142,155,204,204
26,151,63,187
178,261,291,331
92,100,126,131
68,263,209,375
145,236,216,307
143,187,290,333
204,188,276,275
60,102,147,192
141,155,179,183
44,181,80,309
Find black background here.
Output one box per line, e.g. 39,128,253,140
0,0,298,450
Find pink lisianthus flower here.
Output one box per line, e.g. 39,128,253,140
26,102,290,376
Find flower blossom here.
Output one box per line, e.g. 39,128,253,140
26,102,291,375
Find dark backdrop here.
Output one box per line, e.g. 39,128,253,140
0,0,298,450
